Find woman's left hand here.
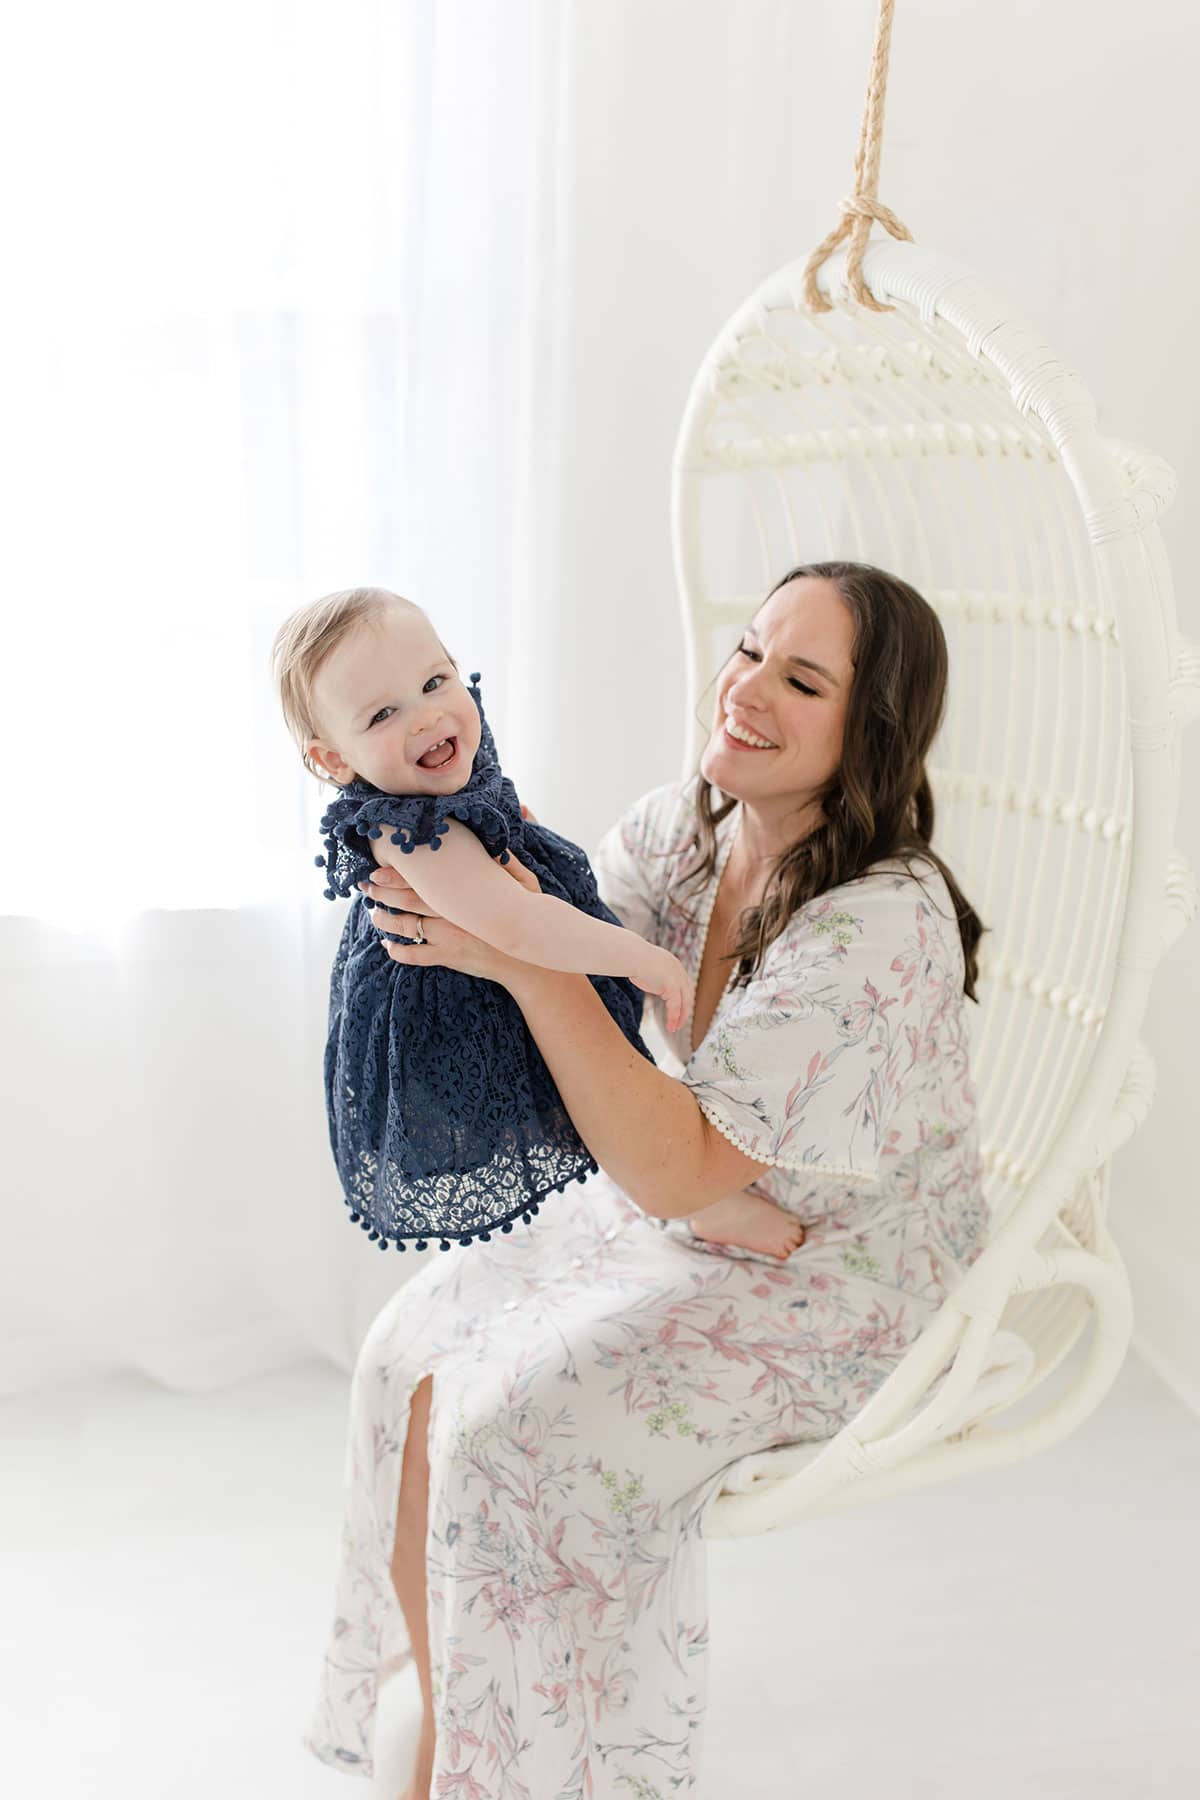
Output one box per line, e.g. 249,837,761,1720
358,850,542,983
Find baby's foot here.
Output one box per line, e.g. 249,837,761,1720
687,1190,806,1260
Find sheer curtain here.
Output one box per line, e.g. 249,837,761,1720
1,0,830,1396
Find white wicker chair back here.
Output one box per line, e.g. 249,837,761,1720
677,243,1197,1535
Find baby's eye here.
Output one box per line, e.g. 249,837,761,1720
368,706,394,728
422,673,447,695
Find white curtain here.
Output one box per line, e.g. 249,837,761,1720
0,0,858,1396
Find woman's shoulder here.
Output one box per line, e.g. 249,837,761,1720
771,850,963,975
845,849,954,907
611,777,701,860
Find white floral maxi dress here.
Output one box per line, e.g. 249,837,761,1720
304,779,990,1794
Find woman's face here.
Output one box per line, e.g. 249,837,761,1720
699,575,855,820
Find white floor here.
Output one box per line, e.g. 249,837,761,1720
4,1347,1198,1799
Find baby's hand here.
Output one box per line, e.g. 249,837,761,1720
633,946,693,1035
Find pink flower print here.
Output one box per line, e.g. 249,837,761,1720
783,1050,837,1124
587,1643,637,1722
702,1304,753,1366
479,1571,529,1634
837,978,898,1044
747,976,818,1029
433,1764,494,1799
499,1404,551,1460
851,1300,911,1362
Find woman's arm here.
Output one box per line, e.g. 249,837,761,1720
360,854,768,1220
500,961,771,1220
376,820,693,1030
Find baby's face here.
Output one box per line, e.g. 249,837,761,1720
308,604,482,793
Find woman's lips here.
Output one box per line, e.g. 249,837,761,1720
722,724,777,752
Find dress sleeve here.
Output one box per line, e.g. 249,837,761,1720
680,865,959,1184
591,780,690,946
316,781,513,900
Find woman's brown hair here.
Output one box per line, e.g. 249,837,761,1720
682,560,987,1001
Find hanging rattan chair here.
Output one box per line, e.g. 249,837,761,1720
680,235,1198,1538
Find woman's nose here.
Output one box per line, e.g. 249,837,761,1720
726,666,767,713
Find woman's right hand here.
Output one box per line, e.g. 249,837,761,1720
632,946,693,1035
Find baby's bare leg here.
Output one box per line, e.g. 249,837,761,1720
687,1188,806,1259
390,1374,436,1800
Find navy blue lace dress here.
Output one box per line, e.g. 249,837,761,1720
315,674,654,1253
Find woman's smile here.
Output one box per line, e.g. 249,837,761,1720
723,714,778,751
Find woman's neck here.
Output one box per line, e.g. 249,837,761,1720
724,795,824,900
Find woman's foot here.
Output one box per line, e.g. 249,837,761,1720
687,1189,806,1259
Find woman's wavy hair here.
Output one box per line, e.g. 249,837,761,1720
681,560,987,1001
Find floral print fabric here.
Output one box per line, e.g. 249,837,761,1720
304,780,989,1794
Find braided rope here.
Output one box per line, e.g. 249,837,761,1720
801,0,913,314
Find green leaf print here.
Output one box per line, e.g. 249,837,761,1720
841,1243,883,1278
811,908,859,949
600,1469,646,1518
644,1398,697,1439
710,1022,746,1081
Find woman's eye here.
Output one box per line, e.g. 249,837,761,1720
737,644,817,698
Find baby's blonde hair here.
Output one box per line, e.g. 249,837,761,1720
271,585,437,786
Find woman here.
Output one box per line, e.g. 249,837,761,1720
304,562,989,1798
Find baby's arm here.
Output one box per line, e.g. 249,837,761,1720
374,820,692,1031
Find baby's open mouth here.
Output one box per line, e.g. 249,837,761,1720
417,736,459,771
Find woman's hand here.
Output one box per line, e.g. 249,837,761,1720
358,838,543,983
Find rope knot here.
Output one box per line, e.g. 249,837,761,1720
838,192,913,241
801,0,913,315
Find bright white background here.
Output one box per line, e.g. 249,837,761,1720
1,0,1196,1412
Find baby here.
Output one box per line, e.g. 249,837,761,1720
273,586,803,1261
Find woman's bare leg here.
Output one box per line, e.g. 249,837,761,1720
389,1374,436,1800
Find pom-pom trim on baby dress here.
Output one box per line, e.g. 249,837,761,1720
343,1159,597,1253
